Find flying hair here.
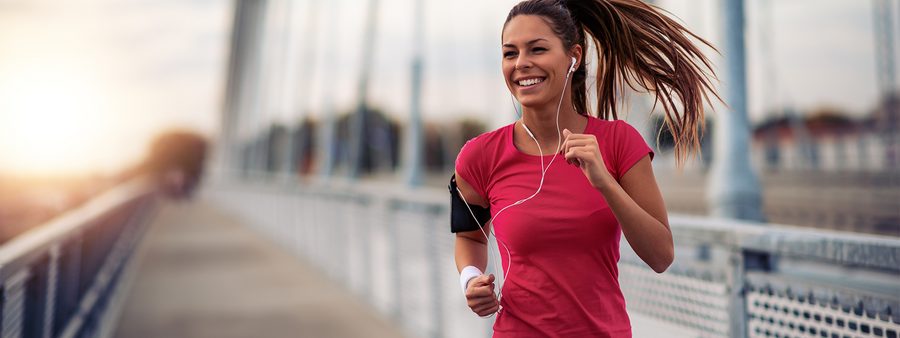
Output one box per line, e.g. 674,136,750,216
504,0,723,167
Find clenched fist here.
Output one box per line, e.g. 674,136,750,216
465,274,500,317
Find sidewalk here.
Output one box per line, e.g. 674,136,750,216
114,200,406,338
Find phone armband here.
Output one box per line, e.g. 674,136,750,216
449,174,490,233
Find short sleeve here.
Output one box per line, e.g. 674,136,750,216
612,120,654,181
454,138,489,200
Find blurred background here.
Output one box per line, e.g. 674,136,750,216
0,0,897,338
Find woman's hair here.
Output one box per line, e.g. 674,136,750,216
504,0,721,166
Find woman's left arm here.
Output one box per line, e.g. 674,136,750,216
597,155,673,273
562,129,673,273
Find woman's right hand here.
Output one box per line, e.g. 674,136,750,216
465,274,500,317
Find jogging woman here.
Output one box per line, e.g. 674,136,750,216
450,0,720,336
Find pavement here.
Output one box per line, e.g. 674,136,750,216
112,196,701,338
114,200,407,338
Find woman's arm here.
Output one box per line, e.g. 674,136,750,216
596,155,673,273
453,171,490,273
453,171,500,316
561,129,673,273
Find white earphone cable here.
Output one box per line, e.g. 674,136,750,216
457,58,575,310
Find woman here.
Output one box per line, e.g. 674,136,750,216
451,0,720,336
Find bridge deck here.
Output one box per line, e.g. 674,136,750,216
114,200,407,338
114,197,701,337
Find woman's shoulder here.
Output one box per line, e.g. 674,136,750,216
588,116,654,179
465,123,511,146
454,123,512,196
455,123,512,172
585,116,641,141
458,123,511,156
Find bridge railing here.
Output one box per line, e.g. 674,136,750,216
0,178,158,338
209,175,899,338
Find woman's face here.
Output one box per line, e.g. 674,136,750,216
502,15,577,109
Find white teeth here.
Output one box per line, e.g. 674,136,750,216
518,78,544,86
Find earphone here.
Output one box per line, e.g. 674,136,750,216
458,56,577,313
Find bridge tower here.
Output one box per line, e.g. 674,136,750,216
708,0,765,222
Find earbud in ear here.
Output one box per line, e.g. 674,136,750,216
568,57,577,74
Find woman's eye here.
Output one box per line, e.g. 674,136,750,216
533,47,547,53
503,51,517,59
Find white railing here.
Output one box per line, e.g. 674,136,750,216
0,178,158,338
209,176,900,338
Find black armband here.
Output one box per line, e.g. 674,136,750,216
449,174,490,233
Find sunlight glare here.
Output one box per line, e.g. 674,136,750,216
0,62,111,175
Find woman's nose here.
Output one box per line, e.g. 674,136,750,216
515,56,532,70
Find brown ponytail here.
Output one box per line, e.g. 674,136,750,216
505,0,722,166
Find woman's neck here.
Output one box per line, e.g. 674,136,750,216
519,101,587,145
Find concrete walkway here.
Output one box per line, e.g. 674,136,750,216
114,200,406,338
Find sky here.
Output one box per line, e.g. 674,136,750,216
0,0,230,175
0,0,895,175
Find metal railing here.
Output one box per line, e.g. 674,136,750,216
0,178,158,338
209,176,900,338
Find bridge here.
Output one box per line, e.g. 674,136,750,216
1,173,897,338
1,0,899,337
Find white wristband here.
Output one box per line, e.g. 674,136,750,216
459,266,483,294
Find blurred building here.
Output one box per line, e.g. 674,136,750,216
752,93,900,172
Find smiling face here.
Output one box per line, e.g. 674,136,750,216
502,15,580,110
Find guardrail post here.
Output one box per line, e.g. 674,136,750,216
357,195,373,302
22,251,52,338
2,269,31,338
54,236,82,337
336,194,350,285
0,283,3,336
386,200,402,322
728,248,746,338
425,205,443,338
730,249,773,338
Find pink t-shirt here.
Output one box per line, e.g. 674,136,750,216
455,116,654,337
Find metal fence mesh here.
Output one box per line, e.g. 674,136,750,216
620,263,731,336
746,286,899,338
